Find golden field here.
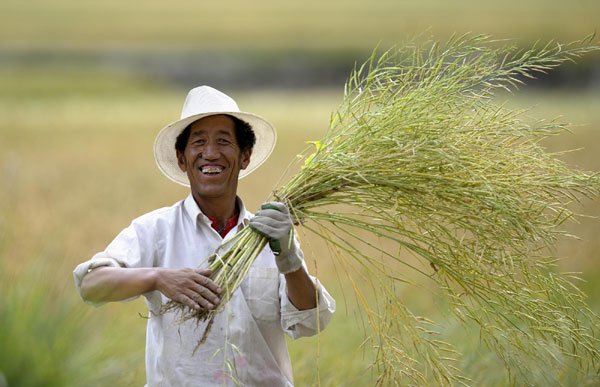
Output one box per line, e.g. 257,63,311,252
1,0,600,385
1,68,599,385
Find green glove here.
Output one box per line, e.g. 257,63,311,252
248,202,304,274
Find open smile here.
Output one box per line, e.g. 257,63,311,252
200,165,225,176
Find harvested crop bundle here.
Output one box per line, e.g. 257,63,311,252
162,34,600,384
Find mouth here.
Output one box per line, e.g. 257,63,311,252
200,165,224,176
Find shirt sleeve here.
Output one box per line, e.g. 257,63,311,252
72,222,149,306
279,275,336,340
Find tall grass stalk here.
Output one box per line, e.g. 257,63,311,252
163,34,600,384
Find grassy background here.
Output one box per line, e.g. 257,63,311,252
1,0,599,49
1,1,600,385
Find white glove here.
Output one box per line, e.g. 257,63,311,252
248,202,304,274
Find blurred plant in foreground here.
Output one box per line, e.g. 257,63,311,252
0,253,141,386
164,34,600,385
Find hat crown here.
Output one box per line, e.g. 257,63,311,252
180,86,240,120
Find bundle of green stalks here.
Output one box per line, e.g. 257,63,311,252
162,34,600,384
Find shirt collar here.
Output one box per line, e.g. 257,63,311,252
183,193,250,230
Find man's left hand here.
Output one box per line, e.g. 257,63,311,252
249,202,304,274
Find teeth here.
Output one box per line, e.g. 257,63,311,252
201,166,223,174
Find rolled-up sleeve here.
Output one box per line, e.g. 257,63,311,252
73,223,144,306
279,277,336,339
72,253,128,306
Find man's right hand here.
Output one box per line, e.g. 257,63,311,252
80,266,221,311
154,267,222,311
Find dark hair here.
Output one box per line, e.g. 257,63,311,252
175,115,256,153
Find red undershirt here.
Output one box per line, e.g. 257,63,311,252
207,212,239,238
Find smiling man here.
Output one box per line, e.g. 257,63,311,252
177,115,251,231
73,86,335,386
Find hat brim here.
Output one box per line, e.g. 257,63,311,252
154,112,277,186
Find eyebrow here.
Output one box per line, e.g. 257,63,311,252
190,129,233,137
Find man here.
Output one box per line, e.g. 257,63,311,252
73,86,335,386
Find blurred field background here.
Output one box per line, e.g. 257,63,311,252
1,0,600,385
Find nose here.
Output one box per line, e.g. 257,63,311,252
201,141,219,160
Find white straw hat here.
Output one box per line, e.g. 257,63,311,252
154,86,277,186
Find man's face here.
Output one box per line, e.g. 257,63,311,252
176,115,251,201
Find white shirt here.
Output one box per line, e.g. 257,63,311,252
73,194,335,387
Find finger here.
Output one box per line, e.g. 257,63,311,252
249,219,282,239
191,283,221,305
260,202,288,213
194,268,213,277
254,208,289,221
251,213,289,228
192,272,222,295
185,289,215,310
179,294,202,311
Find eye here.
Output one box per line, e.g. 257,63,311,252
218,138,232,145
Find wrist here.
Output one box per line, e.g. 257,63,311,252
275,247,304,274
150,267,165,293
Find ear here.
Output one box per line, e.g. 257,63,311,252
240,148,252,170
176,150,187,173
